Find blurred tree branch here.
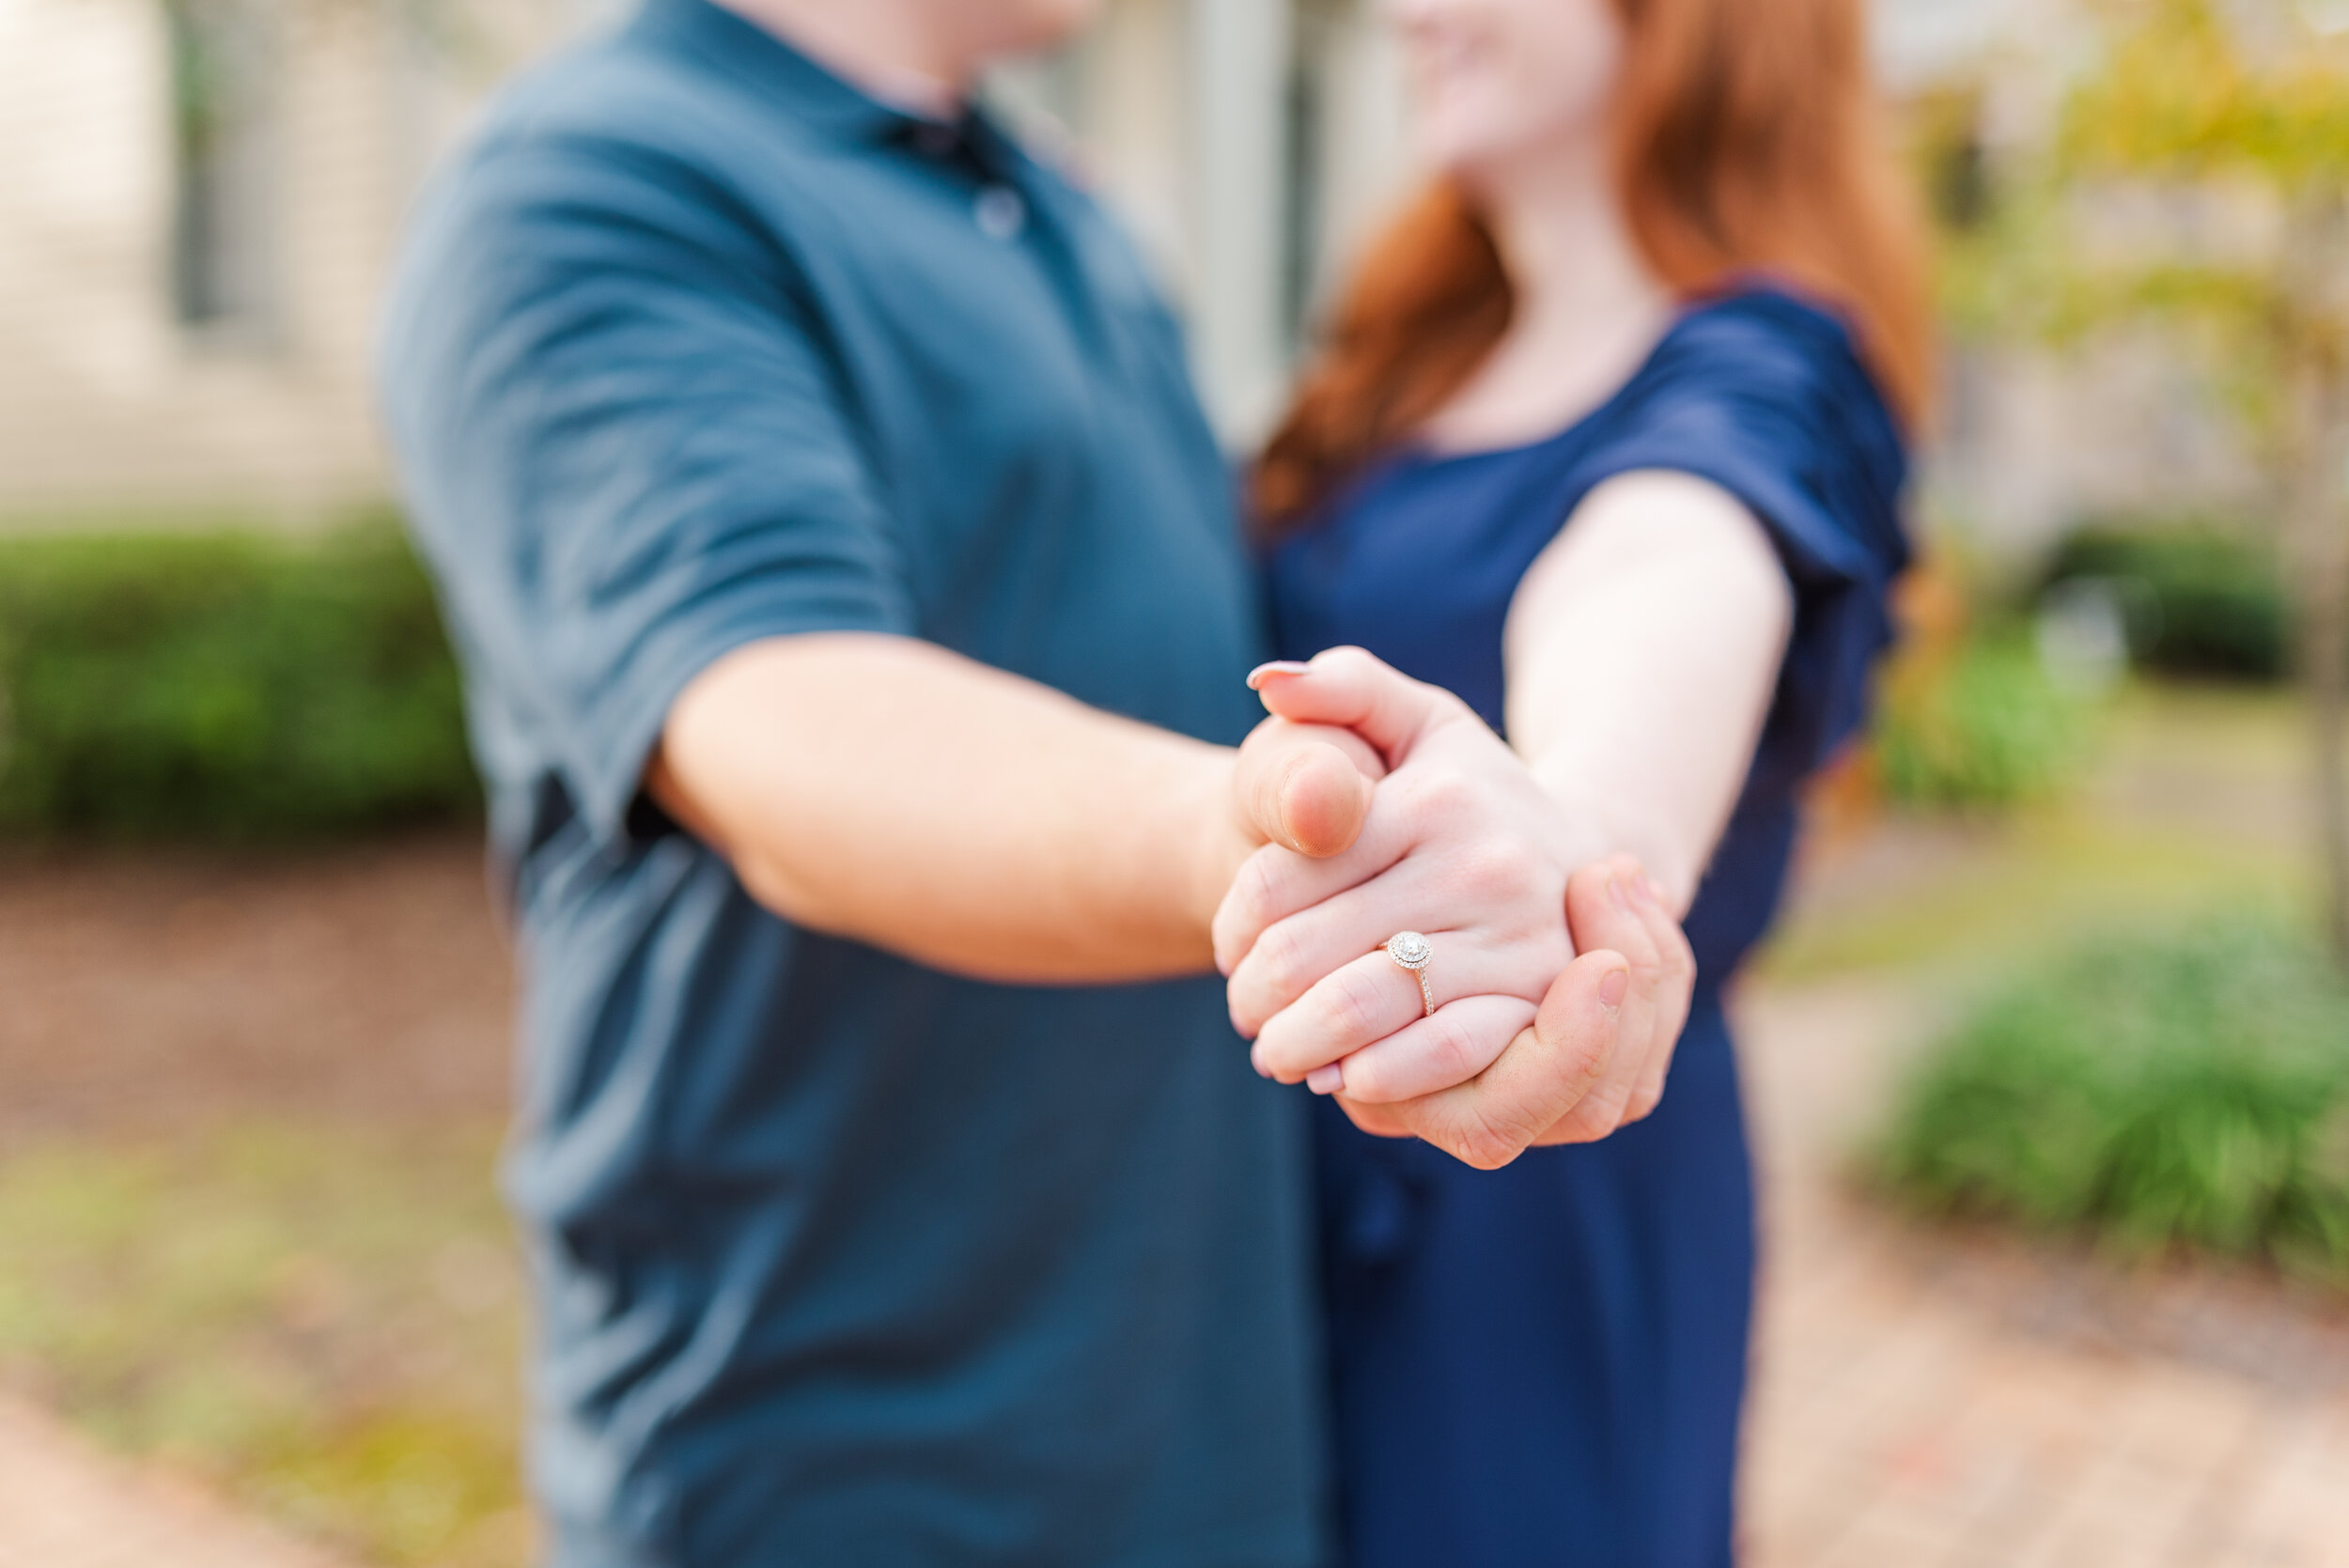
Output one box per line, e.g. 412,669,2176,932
1952,0,2349,963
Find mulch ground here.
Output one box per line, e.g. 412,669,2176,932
0,834,514,1149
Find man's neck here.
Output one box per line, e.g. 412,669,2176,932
709,0,970,117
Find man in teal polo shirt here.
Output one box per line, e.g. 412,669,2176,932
378,0,1673,1560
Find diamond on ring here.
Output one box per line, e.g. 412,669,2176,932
1384,932,1436,1017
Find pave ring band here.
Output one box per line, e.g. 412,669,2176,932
1384,932,1436,1018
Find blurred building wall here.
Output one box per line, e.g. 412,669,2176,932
0,0,2279,551
5,0,427,522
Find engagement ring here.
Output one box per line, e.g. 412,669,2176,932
1384,931,1436,1017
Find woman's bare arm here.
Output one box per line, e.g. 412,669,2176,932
1214,470,1784,1138
1502,470,1794,917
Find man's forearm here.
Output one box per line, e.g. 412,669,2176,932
652,634,1268,984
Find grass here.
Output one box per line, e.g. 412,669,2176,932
1872,918,2349,1281
0,1122,529,1566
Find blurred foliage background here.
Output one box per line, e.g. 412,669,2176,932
0,521,478,840
4,0,2349,1563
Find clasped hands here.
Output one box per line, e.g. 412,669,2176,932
1220,648,1695,1171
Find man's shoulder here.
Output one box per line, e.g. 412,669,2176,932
454,24,821,200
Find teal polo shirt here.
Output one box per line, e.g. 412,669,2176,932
375,2,1325,1561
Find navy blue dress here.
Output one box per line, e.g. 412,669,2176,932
1264,287,1911,1568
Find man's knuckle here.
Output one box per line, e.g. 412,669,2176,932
1470,1107,1544,1170
1559,1025,1611,1087
1457,1122,1520,1171
1584,1080,1634,1130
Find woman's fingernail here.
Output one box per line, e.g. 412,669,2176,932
1306,1063,1345,1095
1246,661,1314,691
1643,876,1668,908
1599,968,1630,1014
1250,1044,1271,1078
1609,876,1632,912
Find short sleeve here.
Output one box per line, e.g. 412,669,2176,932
1560,290,1913,792
378,131,917,849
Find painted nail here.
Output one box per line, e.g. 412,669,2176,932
1599,968,1630,1014
1306,1063,1345,1095
1246,660,1314,691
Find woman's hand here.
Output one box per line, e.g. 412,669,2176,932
1214,647,1697,1153
1336,852,1697,1165
1214,649,1590,1098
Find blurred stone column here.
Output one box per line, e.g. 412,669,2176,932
1188,0,1291,443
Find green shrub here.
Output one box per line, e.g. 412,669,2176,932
2044,521,2288,681
1875,919,2349,1281
0,520,478,839
1874,629,2087,810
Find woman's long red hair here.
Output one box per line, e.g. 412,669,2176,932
1253,0,1935,529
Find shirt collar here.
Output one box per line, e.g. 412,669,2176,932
629,0,941,145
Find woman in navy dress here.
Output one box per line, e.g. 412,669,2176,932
1221,0,1936,1561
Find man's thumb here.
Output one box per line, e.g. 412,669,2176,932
1235,726,1374,857
1405,950,1627,1171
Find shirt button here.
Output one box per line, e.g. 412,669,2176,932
974,185,1026,241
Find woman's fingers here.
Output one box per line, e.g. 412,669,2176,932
1312,994,1537,1104
1248,646,1471,767
1351,949,1632,1170
1248,937,1534,1079
1211,804,1414,977
1224,846,1515,1036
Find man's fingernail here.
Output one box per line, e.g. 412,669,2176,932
1246,661,1314,691
1306,1063,1345,1095
1609,876,1632,912
1599,968,1630,1014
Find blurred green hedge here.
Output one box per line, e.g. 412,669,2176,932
2044,522,2288,682
1874,629,2086,811
1875,919,2349,1281
0,521,479,839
